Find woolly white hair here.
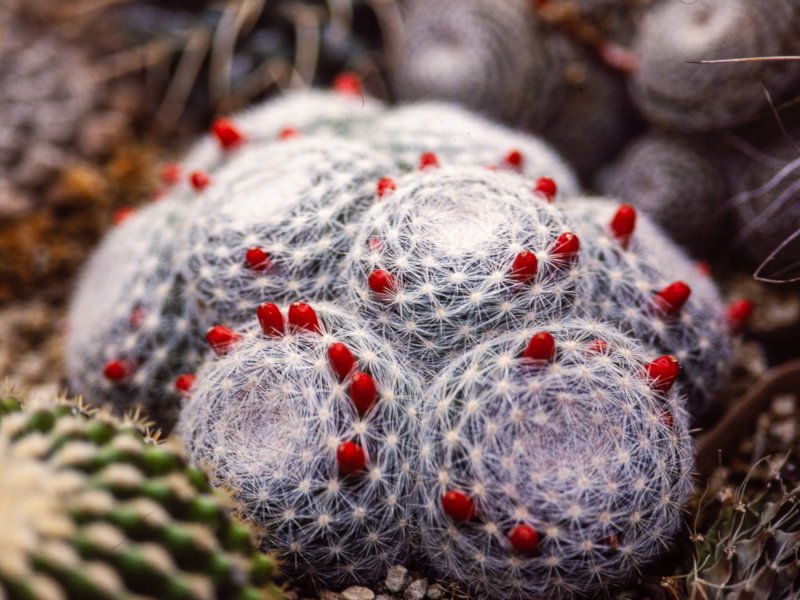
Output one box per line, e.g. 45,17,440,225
417,319,693,599
563,197,732,417
369,102,579,194
177,303,423,589
181,135,394,322
344,166,584,372
629,0,800,131
67,92,388,430
181,89,385,175
66,197,203,428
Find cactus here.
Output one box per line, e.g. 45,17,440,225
182,136,394,321
597,132,730,258
368,102,579,192
67,89,386,431
68,90,736,597
391,0,558,127
417,319,694,599
177,302,423,589
388,0,639,177
629,0,800,131
563,197,733,418
344,166,583,371
0,392,282,600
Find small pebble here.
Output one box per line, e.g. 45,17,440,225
319,592,343,600
426,584,445,599
385,565,410,593
404,579,427,600
342,587,376,600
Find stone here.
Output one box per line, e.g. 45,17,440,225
342,587,376,600
385,565,410,593
426,584,445,599
404,579,428,600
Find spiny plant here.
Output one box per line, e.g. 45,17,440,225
67,88,385,431
597,132,730,258
629,0,800,131
182,135,394,321
677,457,800,599
392,0,557,126
368,101,579,191
344,166,584,372
389,0,637,177
563,197,733,418
417,319,694,599
177,302,423,589
69,89,738,597
0,392,282,600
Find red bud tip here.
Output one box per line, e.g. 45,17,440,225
504,149,524,170
508,524,539,553
654,281,691,316
245,246,270,271
419,151,440,170
278,126,299,140
349,372,378,415
113,207,134,225
103,360,130,382
610,204,636,249
175,373,196,393
534,177,557,202
368,270,397,296
287,302,321,334
524,332,556,362
661,410,674,428
587,339,609,354
212,117,246,149
336,441,367,474
645,355,680,393
510,250,539,283
328,342,357,380
550,232,580,262
206,325,242,356
333,72,363,96
257,302,285,337
605,534,620,551
726,299,754,332
190,171,210,191
442,490,476,522
377,177,397,199
160,162,182,185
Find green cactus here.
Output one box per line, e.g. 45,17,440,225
0,392,283,600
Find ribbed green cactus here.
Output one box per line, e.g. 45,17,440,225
0,392,283,600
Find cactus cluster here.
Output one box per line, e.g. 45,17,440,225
389,0,800,271
68,89,737,597
391,0,635,177
0,392,282,600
